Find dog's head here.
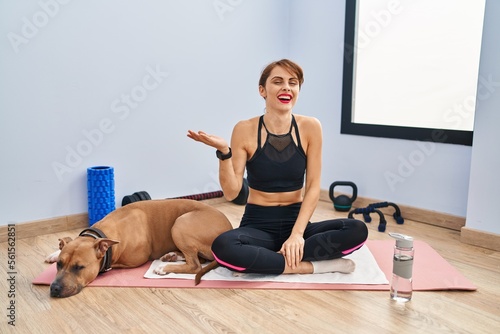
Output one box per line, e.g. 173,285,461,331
49,237,118,298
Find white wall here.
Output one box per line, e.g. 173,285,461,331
0,0,288,224
1,0,495,235
465,0,500,235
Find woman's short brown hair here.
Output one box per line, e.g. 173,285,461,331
259,59,304,89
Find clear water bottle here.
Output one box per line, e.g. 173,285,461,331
389,232,414,302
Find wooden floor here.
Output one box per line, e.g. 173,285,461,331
1,200,499,333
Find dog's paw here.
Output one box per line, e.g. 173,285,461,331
159,251,185,262
159,252,177,262
153,265,169,276
45,250,61,263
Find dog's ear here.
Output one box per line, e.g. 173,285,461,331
94,239,119,258
45,237,73,263
58,237,73,250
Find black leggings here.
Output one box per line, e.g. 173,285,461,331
211,203,368,274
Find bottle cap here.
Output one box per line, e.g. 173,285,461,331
389,232,414,248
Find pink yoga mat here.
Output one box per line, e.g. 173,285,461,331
32,240,476,291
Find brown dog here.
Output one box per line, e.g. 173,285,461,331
46,199,232,298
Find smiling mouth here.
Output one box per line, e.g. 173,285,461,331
278,94,292,103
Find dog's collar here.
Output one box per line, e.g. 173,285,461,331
79,227,113,274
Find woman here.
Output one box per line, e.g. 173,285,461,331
187,59,367,275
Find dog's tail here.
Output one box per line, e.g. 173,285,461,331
195,260,219,285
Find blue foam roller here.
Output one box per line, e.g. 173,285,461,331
87,166,115,226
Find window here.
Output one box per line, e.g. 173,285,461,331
341,0,485,146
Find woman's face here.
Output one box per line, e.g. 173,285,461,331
259,66,300,113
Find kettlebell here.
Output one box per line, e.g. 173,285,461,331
329,181,357,211
232,178,249,205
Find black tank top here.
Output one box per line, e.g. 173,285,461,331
246,115,306,192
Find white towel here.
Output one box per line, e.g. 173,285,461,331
144,245,389,285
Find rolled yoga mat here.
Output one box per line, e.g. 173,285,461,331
87,166,115,226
